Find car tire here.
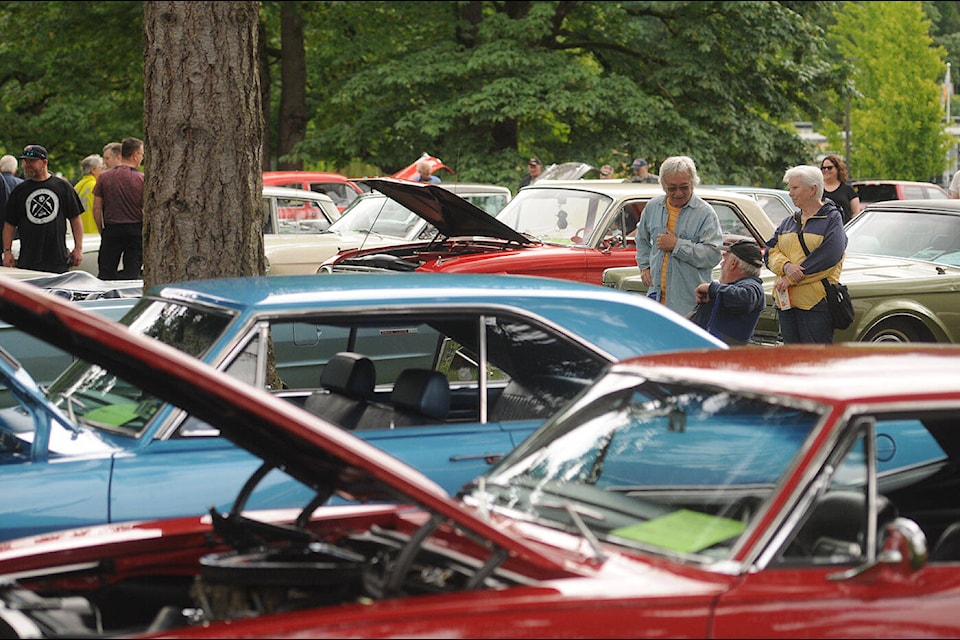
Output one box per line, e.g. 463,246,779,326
861,318,928,343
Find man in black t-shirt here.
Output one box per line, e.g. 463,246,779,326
2,145,84,273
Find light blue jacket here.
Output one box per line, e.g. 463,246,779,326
635,192,723,317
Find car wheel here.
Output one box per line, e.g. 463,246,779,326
861,319,927,343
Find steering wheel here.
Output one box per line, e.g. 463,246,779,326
571,227,588,243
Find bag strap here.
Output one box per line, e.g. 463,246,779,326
794,220,831,289
796,222,812,256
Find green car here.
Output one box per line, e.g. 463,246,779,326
603,199,960,345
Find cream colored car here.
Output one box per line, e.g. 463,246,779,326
13,186,342,277
263,182,512,275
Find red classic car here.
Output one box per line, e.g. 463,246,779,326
0,272,957,638
262,170,366,211
391,153,454,181
319,178,775,285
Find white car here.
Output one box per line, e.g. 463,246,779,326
12,186,342,277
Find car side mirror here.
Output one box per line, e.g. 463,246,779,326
878,517,928,572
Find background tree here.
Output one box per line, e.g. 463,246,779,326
0,1,143,174
141,1,264,289
828,1,951,180
3,1,960,190
299,1,836,187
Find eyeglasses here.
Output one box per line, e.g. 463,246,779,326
821,165,836,171
665,183,691,193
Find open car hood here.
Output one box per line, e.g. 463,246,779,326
537,161,597,181
360,178,532,245
0,275,563,571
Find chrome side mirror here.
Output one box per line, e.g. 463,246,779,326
878,517,928,572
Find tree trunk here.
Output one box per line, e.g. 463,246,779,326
259,18,272,170
142,1,264,289
278,1,307,170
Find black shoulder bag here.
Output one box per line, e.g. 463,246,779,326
796,229,854,330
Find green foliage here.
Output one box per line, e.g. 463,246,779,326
298,1,838,189
4,1,958,190
829,1,951,181
0,1,143,181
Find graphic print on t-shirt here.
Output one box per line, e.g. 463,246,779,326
25,189,60,225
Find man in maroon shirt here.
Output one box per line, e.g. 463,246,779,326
93,137,144,280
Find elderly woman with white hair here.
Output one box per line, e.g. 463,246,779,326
765,164,847,344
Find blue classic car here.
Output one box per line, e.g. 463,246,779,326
0,273,724,541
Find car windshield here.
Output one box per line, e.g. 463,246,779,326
465,370,822,563
44,299,234,437
845,208,960,266
495,188,614,246
327,194,432,240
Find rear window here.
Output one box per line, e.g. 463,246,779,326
855,184,898,204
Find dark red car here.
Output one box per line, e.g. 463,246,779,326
319,178,775,285
0,272,957,638
262,170,366,211
852,179,950,213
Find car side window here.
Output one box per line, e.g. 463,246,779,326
713,203,751,237
774,429,874,566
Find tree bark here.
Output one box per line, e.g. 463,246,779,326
142,1,264,288
278,1,307,170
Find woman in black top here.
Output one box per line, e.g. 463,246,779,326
820,154,859,224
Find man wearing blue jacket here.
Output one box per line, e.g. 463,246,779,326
690,239,766,345
635,155,723,318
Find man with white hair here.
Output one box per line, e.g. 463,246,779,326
690,239,766,345
635,155,723,317
0,155,22,192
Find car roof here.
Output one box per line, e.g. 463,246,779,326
861,199,960,213
149,272,727,356
262,185,336,203
263,170,354,182
150,271,670,313
852,179,944,186
619,344,960,403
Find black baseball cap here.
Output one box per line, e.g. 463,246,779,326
19,145,48,161
724,239,764,267
528,157,542,166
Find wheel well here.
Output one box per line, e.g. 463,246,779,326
860,315,936,343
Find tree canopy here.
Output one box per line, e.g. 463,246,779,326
1,1,957,190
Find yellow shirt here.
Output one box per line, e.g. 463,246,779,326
74,174,98,234
658,202,681,306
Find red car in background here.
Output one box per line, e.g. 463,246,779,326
391,153,454,181
852,179,950,213
263,155,452,212
263,170,366,212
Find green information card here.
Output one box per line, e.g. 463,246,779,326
610,509,746,553
83,403,141,427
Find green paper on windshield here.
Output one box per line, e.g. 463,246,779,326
610,509,746,553
83,403,141,426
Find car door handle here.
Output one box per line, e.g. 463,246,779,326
449,453,503,465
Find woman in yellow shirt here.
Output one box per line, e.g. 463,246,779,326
74,154,103,234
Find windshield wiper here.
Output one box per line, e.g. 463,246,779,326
540,500,607,562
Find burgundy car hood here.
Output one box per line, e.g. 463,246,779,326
0,275,564,572
360,178,532,245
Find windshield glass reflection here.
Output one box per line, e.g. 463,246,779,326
44,300,233,437
467,371,821,562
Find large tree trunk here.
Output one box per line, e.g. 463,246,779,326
277,1,307,170
259,18,272,170
142,1,264,289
